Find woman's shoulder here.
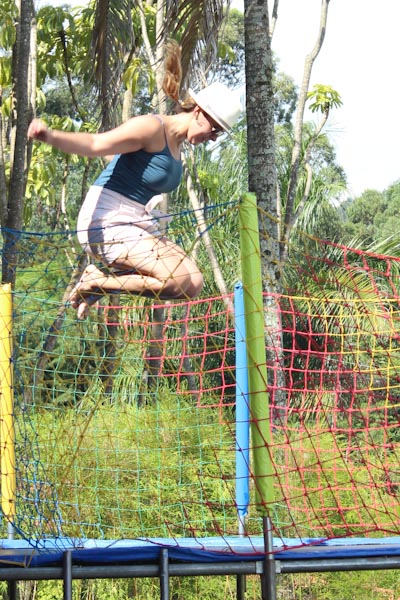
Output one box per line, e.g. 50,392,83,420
128,114,165,145
128,113,165,125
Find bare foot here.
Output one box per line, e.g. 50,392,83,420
77,301,91,320
77,290,110,319
68,264,104,308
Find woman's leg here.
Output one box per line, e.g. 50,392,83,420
69,234,203,316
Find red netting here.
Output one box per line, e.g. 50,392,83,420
10,233,400,547
102,240,400,541
105,295,237,415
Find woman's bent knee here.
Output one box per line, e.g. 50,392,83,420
160,271,203,300
184,272,203,298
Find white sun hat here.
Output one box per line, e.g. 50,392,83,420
188,82,243,132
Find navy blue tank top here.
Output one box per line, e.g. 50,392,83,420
94,118,182,205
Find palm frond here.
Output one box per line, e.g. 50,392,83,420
90,0,138,127
164,0,226,88
366,234,400,263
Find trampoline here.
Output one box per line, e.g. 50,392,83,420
1,536,400,600
1,208,400,600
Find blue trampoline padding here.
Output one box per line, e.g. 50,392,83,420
1,537,400,568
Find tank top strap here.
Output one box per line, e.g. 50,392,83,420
151,114,168,145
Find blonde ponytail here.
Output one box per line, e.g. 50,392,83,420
162,40,183,104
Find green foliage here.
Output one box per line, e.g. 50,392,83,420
307,84,343,114
15,570,400,600
27,574,263,600
26,112,103,228
276,121,347,237
274,72,298,125
13,402,399,598
36,6,77,83
341,181,400,248
215,8,245,87
122,55,156,97
26,394,236,539
0,0,17,48
279,570,400,600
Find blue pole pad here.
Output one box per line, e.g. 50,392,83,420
234,282,250,518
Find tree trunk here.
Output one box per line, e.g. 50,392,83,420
244,0,285,412
283,0,331,248
2,0,35,284
244,1,280,289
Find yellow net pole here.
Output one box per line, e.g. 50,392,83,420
0,283,16,526
239,193,274,513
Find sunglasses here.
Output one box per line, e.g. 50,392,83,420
202,111,224,137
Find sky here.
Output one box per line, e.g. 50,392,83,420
232,0,400,198
38,0,400,198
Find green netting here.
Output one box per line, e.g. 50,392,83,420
1,202,399,551
2,203,244,544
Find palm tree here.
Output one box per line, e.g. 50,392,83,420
282,235,400,429
243,1,336,415
86,0,226,125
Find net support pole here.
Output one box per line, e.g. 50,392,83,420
238,193,274,509
0,284,17,600
0,283,16,532
234,281,249,536
234,281,249,600
239,193,276,600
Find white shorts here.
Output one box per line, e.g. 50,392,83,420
77,186,170,265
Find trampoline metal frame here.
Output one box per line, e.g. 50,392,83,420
1,544,400,600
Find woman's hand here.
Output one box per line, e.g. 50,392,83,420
27,119,49,143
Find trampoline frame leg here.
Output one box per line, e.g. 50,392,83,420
237,573,246,599
261,516,277,600
6,581,17,600
160,548,170,600
63,550,72,600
